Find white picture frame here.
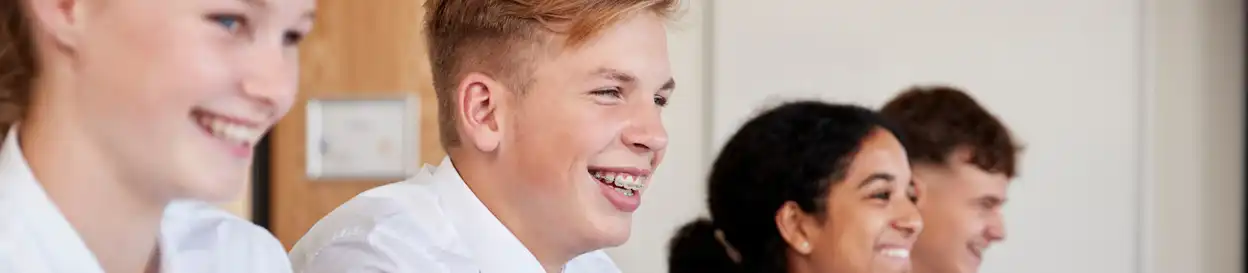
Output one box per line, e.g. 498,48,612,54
305,93,420,180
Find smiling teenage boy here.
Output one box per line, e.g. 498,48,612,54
288,1,679,273
880,86,1022,273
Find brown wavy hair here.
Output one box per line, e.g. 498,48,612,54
423,0,680,148
0,0,35,139
880,85,1022,178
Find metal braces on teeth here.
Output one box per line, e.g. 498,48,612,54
593,172,645,191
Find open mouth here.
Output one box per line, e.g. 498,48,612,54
880,248,910,259
191,108,265,148
590,169,646,197
969,245,985,262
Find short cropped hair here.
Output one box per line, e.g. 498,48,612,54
423,0,680,148
880,85,1022,178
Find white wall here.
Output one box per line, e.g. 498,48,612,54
608,1,1245,273
714,2,1142,273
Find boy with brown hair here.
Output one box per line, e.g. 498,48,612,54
290,1,680,272
880,86,1022,273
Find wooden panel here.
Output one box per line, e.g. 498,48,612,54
271,0,443,249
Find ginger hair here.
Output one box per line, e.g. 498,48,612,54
423,0,680,148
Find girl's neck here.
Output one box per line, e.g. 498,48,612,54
20,79,167,273
786,252,818,273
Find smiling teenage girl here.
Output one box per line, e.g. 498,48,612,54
669,101,923,273
0,0,315,272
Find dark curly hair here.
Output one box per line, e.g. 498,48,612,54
667,101,906,273
880,86,1020,177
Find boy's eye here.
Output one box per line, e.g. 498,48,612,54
590,88,623,98
870,192,890,200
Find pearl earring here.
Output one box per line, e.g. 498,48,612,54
799,242,811,254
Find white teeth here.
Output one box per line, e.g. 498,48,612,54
198,114,263,145
592,171,646,192
881,249,909,259
615,174,635,187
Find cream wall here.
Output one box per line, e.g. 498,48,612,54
608,1,1246,273
712,1,1142,273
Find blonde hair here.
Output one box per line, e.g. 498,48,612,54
423,0,680,148
0,0,35,138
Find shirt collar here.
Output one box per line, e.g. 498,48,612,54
429,157,548,273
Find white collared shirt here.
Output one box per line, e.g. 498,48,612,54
0,126,292,273
289,157,621,273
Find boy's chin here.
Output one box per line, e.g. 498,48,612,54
586,217,633,248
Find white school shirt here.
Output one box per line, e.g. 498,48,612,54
289,157,621,273
0,126,292,273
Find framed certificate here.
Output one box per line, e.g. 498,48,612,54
305,93,420,180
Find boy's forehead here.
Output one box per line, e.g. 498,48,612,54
501,12,672,93
536,46,670,80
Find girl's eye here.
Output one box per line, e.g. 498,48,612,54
283,31,306,46
208,14,247,33
907,186,919,203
